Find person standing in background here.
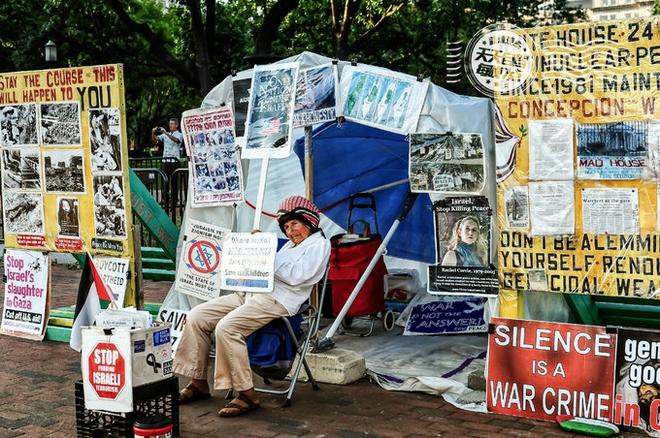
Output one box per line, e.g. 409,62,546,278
152,118,183,177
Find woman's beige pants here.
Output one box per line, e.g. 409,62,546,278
172,293,289,392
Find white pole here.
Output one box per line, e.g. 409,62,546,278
252,157,270,230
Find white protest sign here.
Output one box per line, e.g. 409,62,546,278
176,219,230,301
157,306,187,356
220,232,277,293
1,249,50,340
94,256,130,306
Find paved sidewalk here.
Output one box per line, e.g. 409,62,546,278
0,264,644,437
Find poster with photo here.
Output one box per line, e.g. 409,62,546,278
181,107,243,207
176,219,230,301
645,121,660,180
43,149,85,193
0,104,38,146
38,102,82,146
92,175,127,239
243,62,299,159
504,186,529,229
1,148,41,190
409,132,485,194
615,328,660,436
427,196,498,296
577,121,648,180
0,249,50,340
293,63,338,127
339,64,429,134
2,191,44,235
56,197,80,237
89,108,122,172
232,75,252,138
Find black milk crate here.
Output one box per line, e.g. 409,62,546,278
74,376,179,437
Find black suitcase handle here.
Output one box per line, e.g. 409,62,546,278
347,193,379,235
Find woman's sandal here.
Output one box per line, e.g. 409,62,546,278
179,383,212,405
218,393,261,417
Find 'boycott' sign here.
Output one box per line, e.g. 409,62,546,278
88,342,126,400
487,318,616,422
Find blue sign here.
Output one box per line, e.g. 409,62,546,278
404,297,487,335
152,328,171,346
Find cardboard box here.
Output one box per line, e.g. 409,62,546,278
81,323,173,413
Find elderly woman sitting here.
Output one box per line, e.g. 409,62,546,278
173,196,330,417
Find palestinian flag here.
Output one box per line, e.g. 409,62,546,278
69,253,117,352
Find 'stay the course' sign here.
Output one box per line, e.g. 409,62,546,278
487,318,616,422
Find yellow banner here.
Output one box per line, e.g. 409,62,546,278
495,18,660,298
0,64,134,260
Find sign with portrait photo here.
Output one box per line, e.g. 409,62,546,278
427,196,498,296
243,63,299,159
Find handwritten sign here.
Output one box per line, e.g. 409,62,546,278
220,232,277,293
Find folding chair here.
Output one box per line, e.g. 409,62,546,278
227,267,329,407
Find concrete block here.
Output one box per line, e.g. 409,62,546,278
289,348,366,385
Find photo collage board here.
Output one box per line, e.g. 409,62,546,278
0,64,134,258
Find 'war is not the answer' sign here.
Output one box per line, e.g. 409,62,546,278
487,318,616,422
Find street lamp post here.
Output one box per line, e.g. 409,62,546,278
44,40,57,65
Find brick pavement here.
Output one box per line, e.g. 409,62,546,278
0,264,645,437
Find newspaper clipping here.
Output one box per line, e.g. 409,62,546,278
220,232,277,293
340,65,429,134
43,149,85,193
92,175,127,239
577,121,648,180
244,63,299,159
293,63,338,127
528,119,574,180
176,219,230,301
1,148,41,190
409,132,485,194
0,249,50,340
581,188,639,235
182,107,243,207
2,191,44,235
529,181,575,236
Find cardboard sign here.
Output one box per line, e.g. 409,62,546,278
487,318,616,422
81,323,173,413
176,219,229,301
157,306,187,355
220,232,277,293
0,249,50,340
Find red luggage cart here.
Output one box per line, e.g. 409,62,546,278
328,194,395,336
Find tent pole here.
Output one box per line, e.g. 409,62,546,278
314,192,419,352
253,157,270,230
304,126,313,200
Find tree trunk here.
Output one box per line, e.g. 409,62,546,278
254,0,300,55
186,0,213,94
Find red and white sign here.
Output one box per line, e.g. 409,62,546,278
487,318,616,422
175,219,229,301
88,342,126,400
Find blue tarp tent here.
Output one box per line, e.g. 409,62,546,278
293,121,435,264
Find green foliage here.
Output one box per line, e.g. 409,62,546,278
0,0,586,150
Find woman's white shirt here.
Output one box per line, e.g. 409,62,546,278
271,232,331,315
